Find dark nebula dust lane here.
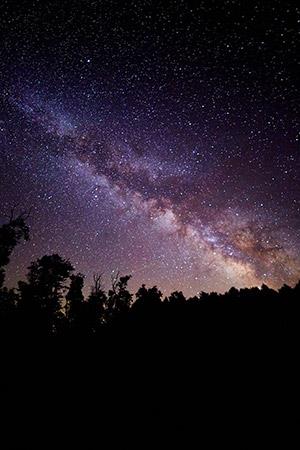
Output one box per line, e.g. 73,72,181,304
0,1,299,295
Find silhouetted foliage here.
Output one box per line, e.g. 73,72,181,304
0,211,29,288
86,273,107,333
167,290,186,305
66,273,85,329
134,284,162,311
18,254,74,335
0,213,30,336
106,272,132,323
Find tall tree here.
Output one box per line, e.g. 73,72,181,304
134,284,162,311
0,212,29,334
106,272,132,323
66,273,85,327
0,211,29,288
167,290,186,306
18,254,74,335
87,273,107,332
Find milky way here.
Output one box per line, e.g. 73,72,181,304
0,1,299,295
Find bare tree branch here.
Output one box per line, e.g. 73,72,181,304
92,272,104,294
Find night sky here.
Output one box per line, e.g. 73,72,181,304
0,0,299,295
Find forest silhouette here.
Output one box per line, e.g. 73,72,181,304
1,212,299,341
0,213,299,448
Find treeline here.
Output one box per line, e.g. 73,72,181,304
0,212,300,340
1,213,299,448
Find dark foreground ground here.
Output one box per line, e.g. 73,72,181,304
1,293,299,449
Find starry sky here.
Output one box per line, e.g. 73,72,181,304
0,0,299,295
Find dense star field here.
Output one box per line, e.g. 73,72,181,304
0,0,299,295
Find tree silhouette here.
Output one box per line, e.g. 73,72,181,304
135,285,162,308
0,212,30,335
18,254,74,335
167,290,186,305
66,273,85,332
106,272,132,323
133,285,162,321
0,211,29,288
86,273,107,333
